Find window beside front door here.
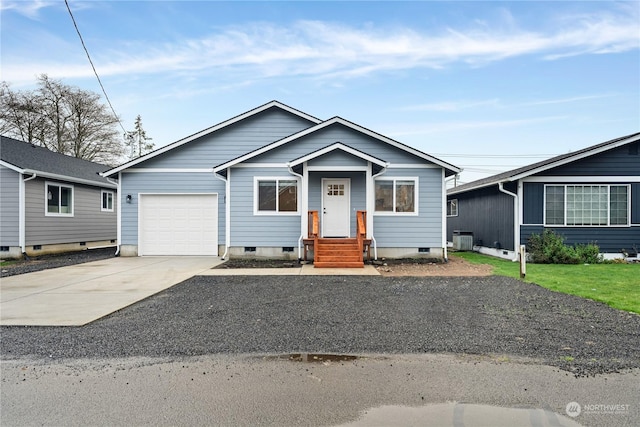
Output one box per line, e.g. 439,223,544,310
254,177,300,215
544,184,629,226
46,182,74,216
374,177,418,215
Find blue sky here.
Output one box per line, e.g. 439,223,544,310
1,1,639,183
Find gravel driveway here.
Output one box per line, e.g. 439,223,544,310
2,275,638,377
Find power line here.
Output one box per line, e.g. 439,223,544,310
64,0,127,135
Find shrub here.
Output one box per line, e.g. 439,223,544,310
527,230,601,264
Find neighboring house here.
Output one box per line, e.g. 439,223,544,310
447,132,640,260
102,101,461,267
0,136,117,258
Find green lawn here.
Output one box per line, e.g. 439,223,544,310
452,252,640,314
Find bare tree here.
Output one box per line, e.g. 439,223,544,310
0,75,124,165
125,114,154,159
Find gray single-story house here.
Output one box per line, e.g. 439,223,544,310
0,135,117,258
102,101,461,267
447,132,640,260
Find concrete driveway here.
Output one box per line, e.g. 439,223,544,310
0,257,222,326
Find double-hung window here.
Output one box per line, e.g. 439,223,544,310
374,177,418,214
101,190,114,212
46,182,74,216
447,199,458,217
544,184,629,226
255,177,299,214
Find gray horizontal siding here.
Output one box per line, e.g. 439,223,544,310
521,225,640,254
307,150,367,167
0,166,20,246
229,167,300,247
374,168,443,248
538,143,640,176
447,185,515,251
256,124,426,165
141,108,315,169
120,172,224,245
24,178,116,245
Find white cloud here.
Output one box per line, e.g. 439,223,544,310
2,5,638,85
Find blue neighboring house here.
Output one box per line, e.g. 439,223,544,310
447,132,640,260
102,101,461,267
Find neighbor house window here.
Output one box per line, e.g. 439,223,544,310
255,178,299,214
544,184,629,226
101,190,114,212
447,199,458,217
46,182,73,216
375,178,417,214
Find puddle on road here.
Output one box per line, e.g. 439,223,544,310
264,353,361,363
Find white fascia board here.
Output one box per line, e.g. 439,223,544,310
0,160,24,173
509,133,640,182
288,142,388,168
103,101,322,177
22,169,117,189
215,117,461,174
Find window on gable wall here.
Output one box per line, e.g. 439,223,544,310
101,190,114,212
374,178,417,214
46,182,73,216
544,184,629,226
256,178,299,214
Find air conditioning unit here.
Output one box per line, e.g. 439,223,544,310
453,230,474,251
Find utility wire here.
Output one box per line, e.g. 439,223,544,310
64,0,127,135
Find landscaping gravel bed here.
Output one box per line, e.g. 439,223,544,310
2,275,638,377
1,247,116,277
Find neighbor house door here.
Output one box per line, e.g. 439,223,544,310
321,178,350,237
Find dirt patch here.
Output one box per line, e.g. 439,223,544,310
215,254,493,276
374,255,493,276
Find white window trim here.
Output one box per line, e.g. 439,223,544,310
253,176,301,216
101,190,115,212
447,199,458,217
45,181,74,217
373,176,419,216
543,184,631,227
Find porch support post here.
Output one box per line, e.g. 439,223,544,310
301,161,309,238
366,162,373,239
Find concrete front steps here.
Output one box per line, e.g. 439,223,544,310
314,238,364,268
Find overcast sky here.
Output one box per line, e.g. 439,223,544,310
2,1,638,183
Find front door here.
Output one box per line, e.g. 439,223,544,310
322,178,350,237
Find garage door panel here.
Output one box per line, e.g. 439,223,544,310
139,194,218,256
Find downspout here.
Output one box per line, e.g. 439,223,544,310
498,182,519,262
20,172,37,256
106,176,120,256
214,169,230,260
287,164,304,262
369,163,389,260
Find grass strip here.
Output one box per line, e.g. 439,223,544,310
452,252,639,314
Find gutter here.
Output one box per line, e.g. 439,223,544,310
19,173,38,255
287,164,305,261
498,182,520,262
214,169,230,260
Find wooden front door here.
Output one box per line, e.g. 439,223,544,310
322,178,350,237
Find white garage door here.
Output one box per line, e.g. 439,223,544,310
139,194,218,256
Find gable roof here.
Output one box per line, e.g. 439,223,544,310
214,116,461,175
102,100,322,177
288,142,388,168
0,136,116,188
448,131,640,195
